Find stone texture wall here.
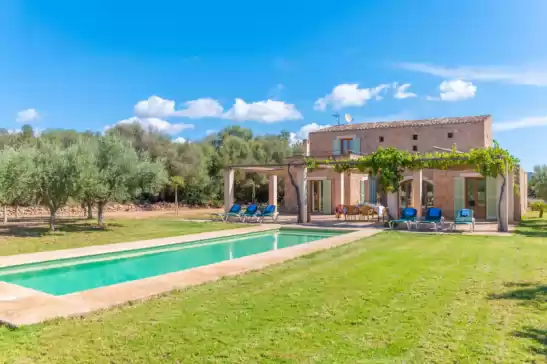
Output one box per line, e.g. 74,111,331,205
309,118,490,157
0,202,202,218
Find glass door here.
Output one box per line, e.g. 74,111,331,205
465,178,486,219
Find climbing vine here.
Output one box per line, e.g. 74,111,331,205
305,142,518,232
305,141,518,193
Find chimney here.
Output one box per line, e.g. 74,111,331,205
302,139,310,157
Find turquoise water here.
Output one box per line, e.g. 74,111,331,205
0,229,347,295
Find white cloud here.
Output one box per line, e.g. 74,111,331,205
173,137,187,143
493,116,547,132
223,98,302,123
314,83,389,111
398,62,547,86
174,98,224,118
289,123,331,145
134,95,223,119
427,80,477,101
107,117,195,134
134,96,176,118
205,129,217,135
16,108,39,123
393,83,417,99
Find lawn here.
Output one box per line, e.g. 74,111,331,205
1,219,547,363
0,218,243,256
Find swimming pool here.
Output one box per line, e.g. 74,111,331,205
0,228,348,296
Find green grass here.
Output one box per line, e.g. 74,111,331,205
1,223,547,362
0,218,244,256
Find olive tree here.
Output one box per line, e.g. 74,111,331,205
0,147,38,223
35,141,80,231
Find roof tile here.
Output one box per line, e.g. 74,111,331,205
310,115,491,133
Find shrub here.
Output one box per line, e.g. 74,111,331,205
530,201,547,218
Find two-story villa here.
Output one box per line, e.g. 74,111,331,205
283,115,527,222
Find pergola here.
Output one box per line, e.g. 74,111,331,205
225,157,512,232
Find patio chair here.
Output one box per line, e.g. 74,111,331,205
254,204,278,223
417,207,444,232
345,205,360,220
451,208,475,232
223,204,242,221
240,204,259,222
388,207,417,230
359,205,373,221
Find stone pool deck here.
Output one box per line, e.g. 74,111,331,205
0,224,381,327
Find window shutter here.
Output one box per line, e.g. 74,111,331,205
352,137,361,154
454,177,465,213
322,180,332,214
369,178,377,203
360,181,365,203
332,138,340,156
486,177,498,220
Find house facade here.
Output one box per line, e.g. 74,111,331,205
283,115,527,222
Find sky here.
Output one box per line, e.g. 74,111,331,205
2,0,547,170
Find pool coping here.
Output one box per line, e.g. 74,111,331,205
0,224,381,327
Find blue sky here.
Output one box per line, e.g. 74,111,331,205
2,0,547,170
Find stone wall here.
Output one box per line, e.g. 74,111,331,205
0,203,207,218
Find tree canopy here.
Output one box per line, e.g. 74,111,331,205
0,123,300,230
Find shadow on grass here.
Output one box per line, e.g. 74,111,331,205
489,282,547,357
515,218,547,238
514,327,547,356
0,222,123,238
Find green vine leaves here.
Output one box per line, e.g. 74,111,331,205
305,141,518,193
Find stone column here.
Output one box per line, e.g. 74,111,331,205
387,191,399,219
224,168,234,213
268,175,278,207
339,172,345,206
412,170,423,216
296,167,308,223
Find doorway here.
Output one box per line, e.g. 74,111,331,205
465,178,486,219
308,180,332,214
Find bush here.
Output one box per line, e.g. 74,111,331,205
530,201,547,217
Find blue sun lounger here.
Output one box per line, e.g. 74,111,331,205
451,208,475,232
254,204,278,222
417,207,444,232
388,207,417,230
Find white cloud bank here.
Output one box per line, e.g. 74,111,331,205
427,80,477,101
493,116,547,132
314,83,389,111
16,108,39,123
398,62,547,86
223,98,302,123
289,123,331,145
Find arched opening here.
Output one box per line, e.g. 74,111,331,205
400,180,434,210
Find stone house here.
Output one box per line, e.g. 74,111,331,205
283,115,527,222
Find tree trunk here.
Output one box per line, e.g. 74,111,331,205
49,209,56,232
540,208,544,218
97,202,105,226
497,172,507,232
14,206,18,219
175,188,179,216
2,206,6,224
287,164,302,223
86,202,93,219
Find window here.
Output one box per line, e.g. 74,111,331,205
448,132,454,139
379,136,384,142
412,145,418,152
412,134,418,140
340,138,353,154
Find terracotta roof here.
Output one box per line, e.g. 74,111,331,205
310,115,491,133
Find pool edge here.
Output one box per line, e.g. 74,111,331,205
0,226,382,327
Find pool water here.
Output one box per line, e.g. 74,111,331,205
0,228,347,295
